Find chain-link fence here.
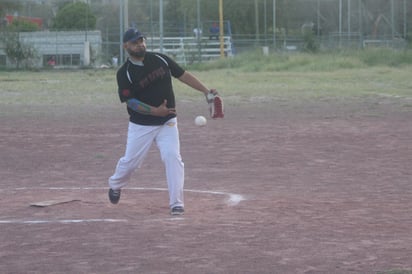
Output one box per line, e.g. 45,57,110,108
69,0,412,63
231,0,411,53
2,0,410,67
129,0,410,56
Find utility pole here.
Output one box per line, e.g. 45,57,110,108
85,0,88,42
391,0,395,40
404,0,407,39
348,0,351,41
124,0,128,30
317,0,320,36
263,0,267,45
219,0,224,57
273,0,276,48
119,0,124,64
255,0,259,43
150,0,153,49
84,0,90,66
119,0,129,64
197,0,201,61
339,0,342,47
160,0,164,53
359,0,363,48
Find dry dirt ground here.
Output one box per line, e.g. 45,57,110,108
0,96,411,274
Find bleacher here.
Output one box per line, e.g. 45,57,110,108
145,36,234,65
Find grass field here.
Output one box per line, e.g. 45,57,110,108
1,54,412,107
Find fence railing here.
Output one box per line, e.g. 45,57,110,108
145,36,234,65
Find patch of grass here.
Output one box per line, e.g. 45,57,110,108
187,48,412,72
1,51,412,108
355,48,412,67
0,69,118,106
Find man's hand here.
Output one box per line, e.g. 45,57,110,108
127,98,175,117
206,90,224,119
151,100,176,117
205,89,218,102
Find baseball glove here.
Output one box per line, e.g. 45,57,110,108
206,90,224,119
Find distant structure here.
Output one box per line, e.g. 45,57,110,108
0,31,102,68
4,15,43,29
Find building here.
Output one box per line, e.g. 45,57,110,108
0,30,102,68
5,15,43,29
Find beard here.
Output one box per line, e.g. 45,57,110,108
127,48,146,58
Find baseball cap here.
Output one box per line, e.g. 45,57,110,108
123,28,145,43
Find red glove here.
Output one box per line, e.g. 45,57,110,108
206,90,224,119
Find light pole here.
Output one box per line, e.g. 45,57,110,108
197,0,201,61
348,0,351,41
150,0,153,48
273,0,276,48
264,0,267,45
119,0,129,64
219,0,224,57
255,0,259,43
160,0,164,53
391,0,394,40
404,0,407,39
359,0,363,48
339,0,342,47
317,0,320,36
85,0,88,42
119,0,124,64
84,0,90,66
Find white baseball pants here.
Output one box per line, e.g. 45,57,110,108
108,118,184,209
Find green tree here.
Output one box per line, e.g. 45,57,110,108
52,2,96,31
1,31,37,69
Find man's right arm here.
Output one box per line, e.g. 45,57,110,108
127,98,176,117
126,98,152,114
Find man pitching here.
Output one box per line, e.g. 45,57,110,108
108,28,219,215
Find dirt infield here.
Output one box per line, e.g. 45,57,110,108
0,96,411,273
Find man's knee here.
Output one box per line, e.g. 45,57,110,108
161,148,181,162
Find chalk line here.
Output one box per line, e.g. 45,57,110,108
0,187,245,225
9,187,246,206
0,219,128,224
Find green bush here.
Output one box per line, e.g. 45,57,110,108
8,19,39,32
303,32,319,53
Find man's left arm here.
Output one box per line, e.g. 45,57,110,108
178,71,210,96
178,71,223,119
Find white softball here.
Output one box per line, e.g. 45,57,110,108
194,115,207,126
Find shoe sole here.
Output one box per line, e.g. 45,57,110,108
170,207,184,216
109,189,121,204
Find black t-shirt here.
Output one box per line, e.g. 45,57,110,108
116,52,185,125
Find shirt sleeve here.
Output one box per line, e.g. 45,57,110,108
157,53,185,78
116,66,132,103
